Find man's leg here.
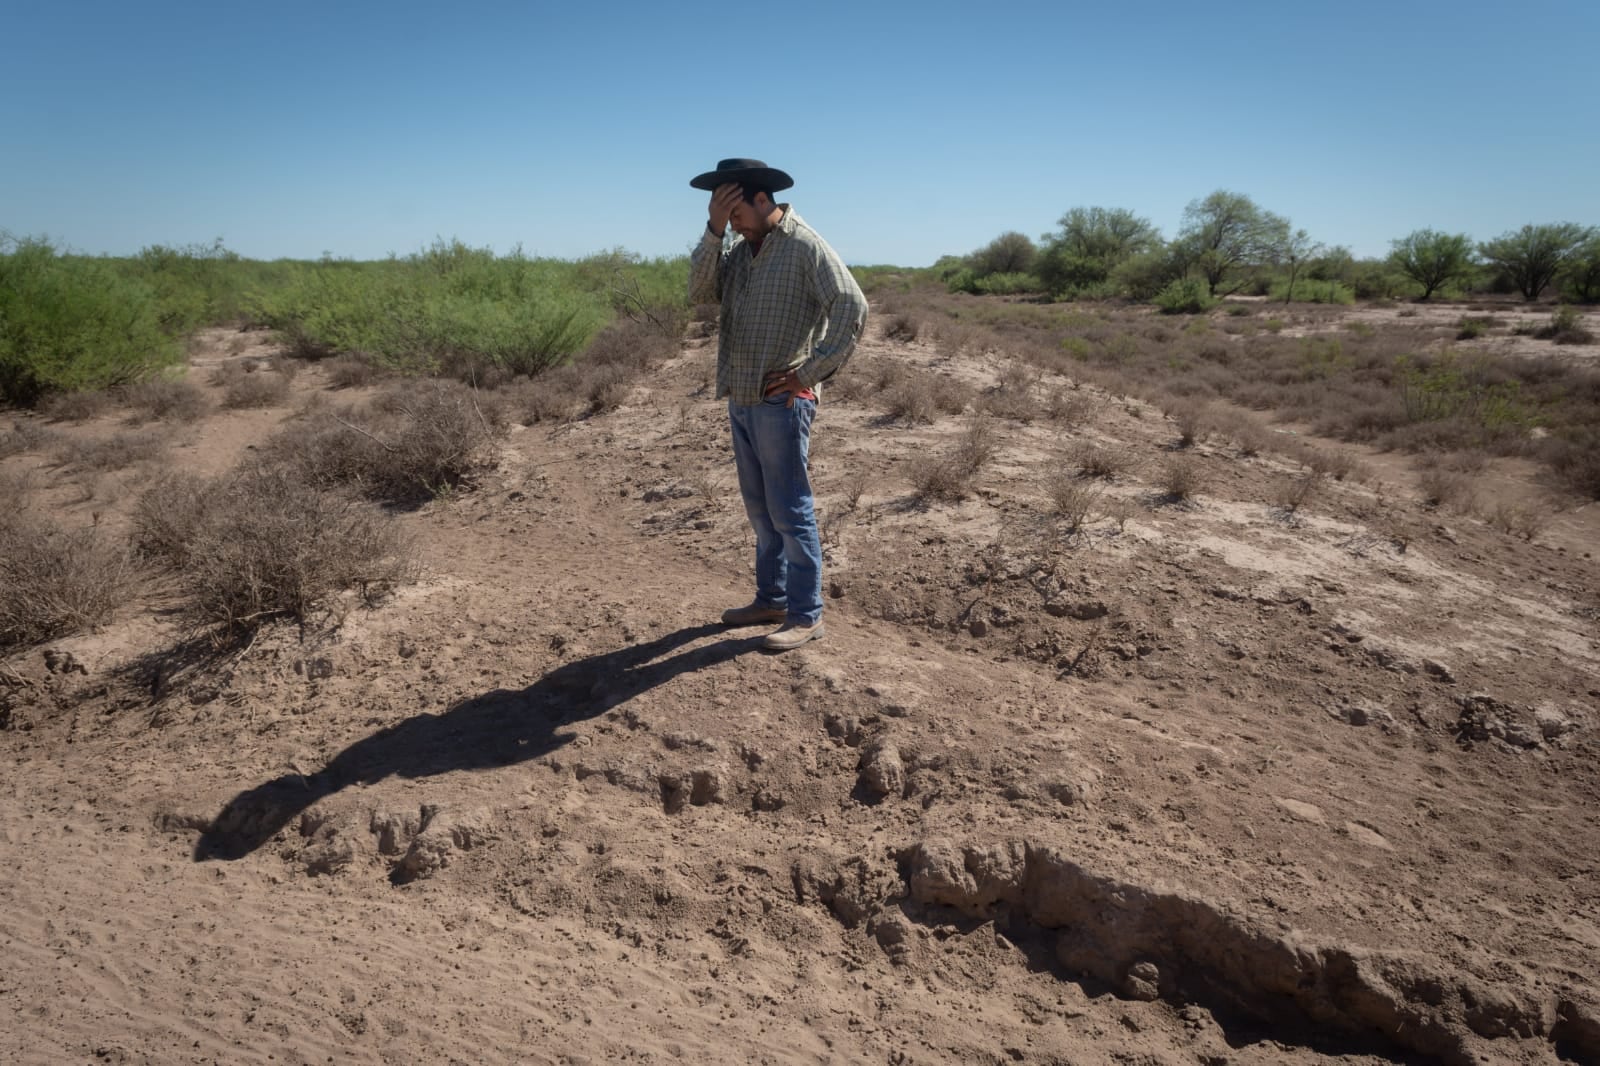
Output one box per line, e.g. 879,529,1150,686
750,396,823,631
727,401,788,618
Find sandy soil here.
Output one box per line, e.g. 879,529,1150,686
3,312,1599,1066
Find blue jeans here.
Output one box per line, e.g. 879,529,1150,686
728,395,823,626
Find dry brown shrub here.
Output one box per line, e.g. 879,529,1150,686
870,359,907,393
261,379,502,505
1271,472,1322,516
1166,401,1208,448
1073,441,1134,480
325,355,380,389
54,429,169,472
842,469,869,512
1044,471,1100,532
41,390,114,422
1046,387,1091,425
507,367,583,424
1486,500,1549,541
882,313,920,342
0,420,55,459
931,375,974,415
1417,465,1471,509
1157,455,1205,502
221,365,292,409
582,363,632,413
0,511,139,649
907,455,970,502
1233,422,1267,457
133,465,415,635
121,376,208,423
982,362,1040,422
883,378,936,424
909,413,997,503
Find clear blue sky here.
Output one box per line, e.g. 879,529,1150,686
3,0,1596,266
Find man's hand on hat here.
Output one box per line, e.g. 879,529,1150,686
708,184,741,236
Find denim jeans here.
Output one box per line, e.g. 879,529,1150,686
728,394,823,625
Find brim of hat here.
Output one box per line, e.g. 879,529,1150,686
689,167,794,192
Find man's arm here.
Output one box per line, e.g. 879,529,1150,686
688,183,742,305
688,226,724,304
793,242,868,389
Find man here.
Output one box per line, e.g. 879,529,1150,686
688,158,868,651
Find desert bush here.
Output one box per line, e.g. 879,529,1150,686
250,242,615,374
53,429,169,473
1268,278,1354,304
1167,402,1207,447
882,313,919,342
1233,423,1266,457
1074,442,1134,480
883,378,937,424
954,412,999,474
1154,278,1217,315
121,375,208,423
0,511,139,649
134,465,414,634
966,232,1038,278
512,367,583,424
1534,305,1595,345
1542,427,1600,498
975,272,1045,296
40,389,114,422
1486,500,1548,541
1157,455,1204,501
908,413,998,503
220,364,292,409
261,379,502,505
931,375,974,415
0,237,181,404
1271,472,1322,516
1455,316,1497,340
1417,464,1471,509
1044,471,1100,532
1046,387,1090,424
0,420,54,458
325,354,380,389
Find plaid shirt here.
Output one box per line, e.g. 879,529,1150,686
688,206,868,406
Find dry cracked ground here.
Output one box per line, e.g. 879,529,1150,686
3,308,1599,1066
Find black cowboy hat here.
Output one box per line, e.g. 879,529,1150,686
689,158,794,192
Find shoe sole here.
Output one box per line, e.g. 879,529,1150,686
722,612,787,627
763,625,824,651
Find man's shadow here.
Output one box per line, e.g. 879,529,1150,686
194,623,763,861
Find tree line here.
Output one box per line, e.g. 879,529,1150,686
942,192,1600,310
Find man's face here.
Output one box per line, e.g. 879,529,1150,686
729,191,773,241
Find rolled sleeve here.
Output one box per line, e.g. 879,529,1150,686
795,249,868,389
688,229,725,304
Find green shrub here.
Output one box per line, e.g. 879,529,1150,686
0,237,181,403
1153,278,1217,315
250,242,615,375
1268,278,1354,304
975,272,1045,296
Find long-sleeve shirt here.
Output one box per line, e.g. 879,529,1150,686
687,206,868,406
